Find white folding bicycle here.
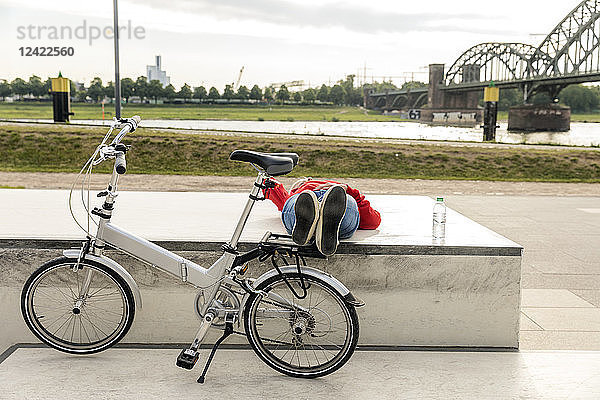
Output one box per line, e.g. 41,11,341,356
21,116,364,383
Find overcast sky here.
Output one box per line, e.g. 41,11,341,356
1,0,579,89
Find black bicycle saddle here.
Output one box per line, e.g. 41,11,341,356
229,150,299,176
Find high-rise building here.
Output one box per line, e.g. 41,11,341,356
146,55,170,87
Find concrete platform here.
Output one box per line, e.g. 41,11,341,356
0,190,522,351
0,189,521,251
1,347,600,399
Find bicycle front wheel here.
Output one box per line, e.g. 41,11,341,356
21,257,135,354
244,273,359,378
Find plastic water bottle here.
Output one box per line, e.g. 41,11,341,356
432,197,446,239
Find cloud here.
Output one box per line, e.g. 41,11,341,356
127,0,500,35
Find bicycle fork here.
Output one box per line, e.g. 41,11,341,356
70,268,94,314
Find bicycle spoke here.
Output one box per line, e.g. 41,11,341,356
302,342,311,368
33,303,69,311
309,339,321,365
84,306,120,329
80,309,103,341
88,292,121,299
306,336,335,360
79,315,92,343
70,315,77,342
271,330,292,353
87,283,116,298
85,304,124,317
42,309,73,330
53,314,74,338
35,289,72,305
81,308,110,339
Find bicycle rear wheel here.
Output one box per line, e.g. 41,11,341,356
243,273,359,378
21,257,135,354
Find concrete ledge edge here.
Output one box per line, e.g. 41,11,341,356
0,343,519,365
0,239,523,257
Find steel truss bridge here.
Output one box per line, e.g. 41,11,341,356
367,0,600,110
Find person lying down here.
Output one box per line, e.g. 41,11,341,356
263,177,381,256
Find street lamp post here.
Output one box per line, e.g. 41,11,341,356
113,0,121,119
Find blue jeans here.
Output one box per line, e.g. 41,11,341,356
281,190,360,239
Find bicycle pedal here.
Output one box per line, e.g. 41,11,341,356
176,348,199,370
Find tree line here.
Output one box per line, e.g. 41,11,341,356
497,85,600,113
0,74,376,106
5,74,597,112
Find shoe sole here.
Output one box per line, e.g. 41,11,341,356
316,186,346,256
292,191,319,246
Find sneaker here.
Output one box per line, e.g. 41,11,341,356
292,191,319,246
316,185,346,256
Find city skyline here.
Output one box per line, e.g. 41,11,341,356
1,0,582,89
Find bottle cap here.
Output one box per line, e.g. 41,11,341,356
436,197,444,202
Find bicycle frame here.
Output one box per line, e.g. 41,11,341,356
90,164,268,314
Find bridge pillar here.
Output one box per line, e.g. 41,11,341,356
427,64,445,108
363,87,375,108
420,63,482,126
508,104,570,132
384,89,395,110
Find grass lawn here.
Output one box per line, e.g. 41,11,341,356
0,103,409,122
1,123,599,182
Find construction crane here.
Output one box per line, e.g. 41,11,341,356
234,66,244,90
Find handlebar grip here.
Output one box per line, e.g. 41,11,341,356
115,153,127,174
123,115,141,133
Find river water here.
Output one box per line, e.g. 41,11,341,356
11,119,600,147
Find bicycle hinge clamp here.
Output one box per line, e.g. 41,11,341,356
180,260,188,283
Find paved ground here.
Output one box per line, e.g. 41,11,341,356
1,348,600,400
446,196,600,350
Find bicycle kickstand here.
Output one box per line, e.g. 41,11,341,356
197,321,234,384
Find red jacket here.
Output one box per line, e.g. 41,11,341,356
263,180,381,230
